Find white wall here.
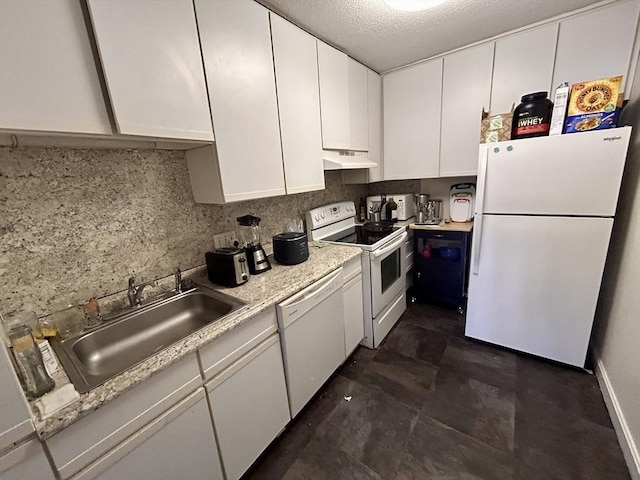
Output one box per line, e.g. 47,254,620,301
593,53,640,479
419,176,477,219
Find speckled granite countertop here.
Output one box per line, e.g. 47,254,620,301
32,244,360,439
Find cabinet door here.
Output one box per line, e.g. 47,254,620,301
207,335,290,480
195,0,285,203
553,0,640,94
384,59,443,180
317,41,351,150
440,44,494,177
47,353,201,478
368,69,384,182
349,59,369,151
0,0,111,134
271,14,324,195
0,439,55,480
343,274,364,357
0,343,33,451
491,24,558,114
75,390,223,480
87,0,212,141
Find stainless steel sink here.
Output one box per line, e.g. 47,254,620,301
50,286,247,393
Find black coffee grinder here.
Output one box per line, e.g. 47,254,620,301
236,215,271,275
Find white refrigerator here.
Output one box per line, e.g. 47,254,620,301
466,127,632,367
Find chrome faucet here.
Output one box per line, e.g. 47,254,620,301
127,276,158,307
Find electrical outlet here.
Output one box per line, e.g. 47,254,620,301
213,231,238,249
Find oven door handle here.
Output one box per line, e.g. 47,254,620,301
371,232,408,259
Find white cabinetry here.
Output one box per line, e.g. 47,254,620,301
188,0,285,204
348,59,369,151
0,0,111,135
206,335,290,480
0,439,55,480
343,258,364,357
367,69,384,182
270,14,325,194
86,0,212,141
342,68,383,184
440,44,494,176
199,307,289,480
47,354,201,478
553,0,640,95
317,42,351,150
74,390,223,480
491,24,558,113
384,58,443,180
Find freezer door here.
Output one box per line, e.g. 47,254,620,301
478,127,631,216
466,215,612,367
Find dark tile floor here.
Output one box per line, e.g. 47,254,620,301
244,302,630,480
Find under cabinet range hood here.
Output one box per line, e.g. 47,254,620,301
322,150,377,170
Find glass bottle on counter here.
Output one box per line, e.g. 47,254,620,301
8,324,55,398
358,197,367,223
386,197,398,223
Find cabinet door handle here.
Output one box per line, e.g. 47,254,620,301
432,234,444,238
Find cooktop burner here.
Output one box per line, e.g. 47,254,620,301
324,225,403,246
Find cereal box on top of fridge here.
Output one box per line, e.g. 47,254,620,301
564,76,622,134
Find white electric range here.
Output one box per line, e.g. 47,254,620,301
306,201,407,348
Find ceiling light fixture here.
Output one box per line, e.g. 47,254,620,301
384,0,447,12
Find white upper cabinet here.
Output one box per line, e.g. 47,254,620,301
0,0,111,134
440,43,494,177
367,69,384,182
384,58,443,180
348,59,369,151
270,14,324,195
317,41,351,150
192,0,285,203
553,0,640,94
491,23,558,113
87,0,213,141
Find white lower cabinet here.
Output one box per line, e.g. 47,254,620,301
0,439,55,480
343,259,364,356
47,353,201,478
206,335,290,480
73,389,222,480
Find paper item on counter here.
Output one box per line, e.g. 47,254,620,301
37,340,60,376
309,241,330,248
34,384,80,418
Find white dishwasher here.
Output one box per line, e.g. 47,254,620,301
277,267,345,418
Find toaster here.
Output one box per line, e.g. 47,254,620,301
205,248,249,287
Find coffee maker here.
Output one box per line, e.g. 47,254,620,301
415,194,430,224
236,215,271,275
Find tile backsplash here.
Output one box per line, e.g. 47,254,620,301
0,146,366,317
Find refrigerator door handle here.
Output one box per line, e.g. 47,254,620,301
472,214,483,275
472,148,489,275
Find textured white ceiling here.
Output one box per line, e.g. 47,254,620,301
258,0,608,72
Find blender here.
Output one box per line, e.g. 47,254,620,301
236,215,271,274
